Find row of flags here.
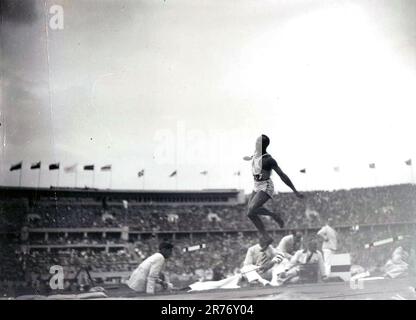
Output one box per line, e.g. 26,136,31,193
9,162,112,172
298,159,412,174
10,159,413,176
9,162,242,180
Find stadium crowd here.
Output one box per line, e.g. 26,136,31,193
4,184,415,232
1,184,415,295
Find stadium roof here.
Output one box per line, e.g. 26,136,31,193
0,186,241,201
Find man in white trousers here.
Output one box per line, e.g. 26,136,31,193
317,218,337,277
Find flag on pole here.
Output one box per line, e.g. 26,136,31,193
137,169,145,177
300,168,306,174
169,170,177,177
49,163,60,170
200,170,208,175
333,166,340,172
101,165,112,171
64,164,77,173
369,163,376,169
234,171,241,176
10,162,22,171
30,162,41,170
405,159,412,166
84,165,94,171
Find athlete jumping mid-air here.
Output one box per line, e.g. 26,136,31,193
244,135,304,251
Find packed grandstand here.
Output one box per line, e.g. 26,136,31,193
1,184,416,296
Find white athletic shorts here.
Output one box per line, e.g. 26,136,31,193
253,179,274,198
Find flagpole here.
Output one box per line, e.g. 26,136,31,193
19,168,22,187
92,170,95,188
75,170,78,188
57,167,60,187
174,130,178,191
143,174,145,190
302,170,308,192
110,170,113,189
37,167,41,188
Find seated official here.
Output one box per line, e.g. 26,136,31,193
277,231,303,258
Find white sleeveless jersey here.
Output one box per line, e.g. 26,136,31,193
251,153,269,176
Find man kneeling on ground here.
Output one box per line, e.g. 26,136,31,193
241,241,287,286
127,242,174,294
241,242,278,286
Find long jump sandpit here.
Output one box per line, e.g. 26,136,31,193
5,277,415,300
101,277,416,300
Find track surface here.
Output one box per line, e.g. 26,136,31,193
5,277,414,300
102,277,416,300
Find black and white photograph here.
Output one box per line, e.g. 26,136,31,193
1,0,416,305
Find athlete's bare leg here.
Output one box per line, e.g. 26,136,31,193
255,206,285,229
248,191,284,227
247,192,267,234
247,191,275,249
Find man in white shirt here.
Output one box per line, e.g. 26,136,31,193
317,218,337,276
243,243,278,267
241,243,276,285
126,242,174,294
242,243,285,286
277,231,303,258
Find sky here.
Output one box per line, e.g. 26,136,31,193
1,0,416,193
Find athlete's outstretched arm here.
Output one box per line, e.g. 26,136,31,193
273,164,304,198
